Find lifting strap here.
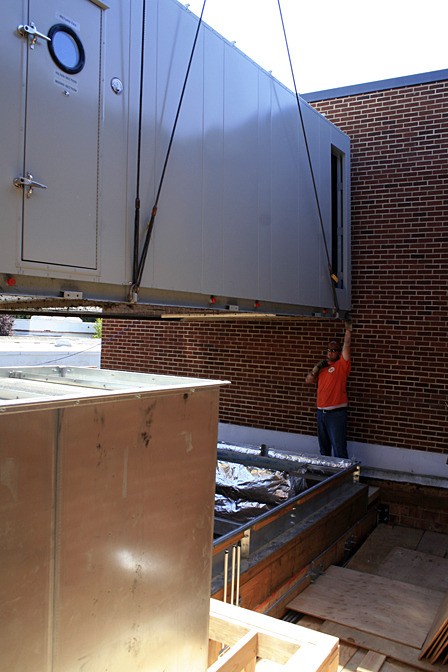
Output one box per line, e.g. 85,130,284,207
132,0,147,286
276,0,340,316
131,0,339,313
130,0,208,302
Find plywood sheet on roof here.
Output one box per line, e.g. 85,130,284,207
319,621,448,672
419,593,448,663
356,650,386,672
417,531,448,559
287,566,444,649
376,547,448,592
347,525,424,575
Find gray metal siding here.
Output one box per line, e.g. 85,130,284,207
0,0,351,315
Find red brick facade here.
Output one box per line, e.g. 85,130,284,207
102,76,448,457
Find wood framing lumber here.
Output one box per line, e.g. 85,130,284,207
207,630,258,672
209,599,339,672
282,644,339,672
356,651,387,672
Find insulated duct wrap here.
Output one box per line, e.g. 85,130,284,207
216,460,302,505
215,459,307,524
218,441,354,470
214,493,271,525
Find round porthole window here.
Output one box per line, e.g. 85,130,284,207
47,24,85,75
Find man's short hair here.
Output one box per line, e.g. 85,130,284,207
328,339,342,351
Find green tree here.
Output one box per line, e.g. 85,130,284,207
93,318,102,339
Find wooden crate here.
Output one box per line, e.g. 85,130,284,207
208,599,339,671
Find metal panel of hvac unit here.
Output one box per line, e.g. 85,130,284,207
0,366,226,672
0,0,351,316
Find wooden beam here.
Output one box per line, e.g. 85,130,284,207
282,644,339,672
207,630,258,672
356,651,386,672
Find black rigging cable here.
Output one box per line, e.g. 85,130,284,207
276,0,340,315
130,0,208,301
132,0,148,286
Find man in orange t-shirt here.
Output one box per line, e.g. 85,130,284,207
305,323,352,458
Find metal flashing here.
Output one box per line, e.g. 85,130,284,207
302,69,448,102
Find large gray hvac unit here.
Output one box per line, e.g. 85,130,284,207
1,0,350,316
0,366,226,672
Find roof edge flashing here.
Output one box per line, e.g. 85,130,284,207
302,68,448,102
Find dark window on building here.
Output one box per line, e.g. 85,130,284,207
331,148,344,288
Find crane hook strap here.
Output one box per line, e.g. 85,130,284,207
276,0,340,314
130,0,208,301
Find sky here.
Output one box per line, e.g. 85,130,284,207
186,0,447,93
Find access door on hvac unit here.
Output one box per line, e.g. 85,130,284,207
14,0,105,270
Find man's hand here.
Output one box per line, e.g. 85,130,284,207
305,358,328,384
305,372,317,384
344,314,353,332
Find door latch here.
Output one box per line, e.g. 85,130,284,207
13,173,47,198
17,23,51,49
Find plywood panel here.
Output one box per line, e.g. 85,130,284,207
347,525,424,575
356,651,386,672
377,548,448,592
419,594,448,661
380,662,414,672
417,531,448,558
287,566,444,648
342,650,370,672
339,643,362,668
319,621,447,672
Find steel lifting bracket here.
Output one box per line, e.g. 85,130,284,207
307,561,324,583
240,529,251,558
344,533,357,554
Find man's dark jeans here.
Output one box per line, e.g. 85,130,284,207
317,407,348,459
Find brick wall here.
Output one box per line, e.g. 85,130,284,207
102,77,448,456
371,479,448,534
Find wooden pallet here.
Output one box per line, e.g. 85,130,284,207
209,598,339,671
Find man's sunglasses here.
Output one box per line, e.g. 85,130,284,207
327,348,341,353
